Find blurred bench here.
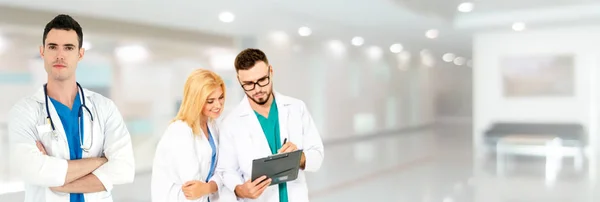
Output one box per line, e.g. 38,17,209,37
484,122,586,177
484,122,587,148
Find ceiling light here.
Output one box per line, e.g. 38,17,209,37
269,31,289,45
397,51,411,69
389,43,403,53
115,45,149,63
210,54,237,71
458,2,474,13
219,11,235,23
367,46,383,60
512,22,526,31
443,53,456,62
0,35,7,55
298,26,312,37
328,40,346,56
351,36,364,46
454,57,466,65
425,29,439,39
82,41,92,50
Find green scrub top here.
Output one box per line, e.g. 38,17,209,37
254,98,288,202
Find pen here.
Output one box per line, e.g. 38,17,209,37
283,138,287,144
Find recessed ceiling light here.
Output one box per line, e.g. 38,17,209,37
458,2,474,13
270,31,289,45
367,46,383,59
298,26,312,37
328,40,346,56
0,34,7,55
454,57,466,65
389,43,403,53
115,45,149,63
425,29,439,39
512,22,526,31
351,36,364,46
82,41,92,50
219,11,235,23
443,53,456,62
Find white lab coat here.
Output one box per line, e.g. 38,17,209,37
7,87,135,202
217,92,325,202
151,120,231,202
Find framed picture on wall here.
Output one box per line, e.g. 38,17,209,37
500,54,574,97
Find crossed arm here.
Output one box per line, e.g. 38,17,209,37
8,99,135,194
36,141,108,193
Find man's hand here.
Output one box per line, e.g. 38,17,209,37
182,180,212,200
278,141,298,154
36,141,47,155
234,176,272,199
278,141,306,169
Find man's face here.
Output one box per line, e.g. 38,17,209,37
40,29,84,82
237,61,272,105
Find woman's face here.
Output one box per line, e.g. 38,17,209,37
202,87,225,119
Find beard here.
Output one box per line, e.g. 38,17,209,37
247,89,272,105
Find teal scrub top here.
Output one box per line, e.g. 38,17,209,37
254,98,288,202
49,93,85,202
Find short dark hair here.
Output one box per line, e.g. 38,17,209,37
234,48,269,71
43,14,84,48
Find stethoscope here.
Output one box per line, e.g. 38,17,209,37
44,82,94,152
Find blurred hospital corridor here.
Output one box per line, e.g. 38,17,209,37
2,0,600,201
3,122,600,201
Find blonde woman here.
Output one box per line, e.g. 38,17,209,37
151,69,227,202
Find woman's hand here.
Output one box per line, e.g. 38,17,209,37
182,180,216,200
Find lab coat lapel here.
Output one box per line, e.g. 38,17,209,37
208,121,219,153
239,96,273,157
80,93,93,158
46,97,70,159
275,92,290,146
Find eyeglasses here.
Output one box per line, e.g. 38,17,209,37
239,66,271,91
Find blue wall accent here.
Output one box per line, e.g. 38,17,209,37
0,72,32,84
76,62,112,87
126,119,154,135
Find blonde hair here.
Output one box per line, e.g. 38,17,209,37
173,68,226,135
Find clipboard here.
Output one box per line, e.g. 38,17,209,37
251,150,302,186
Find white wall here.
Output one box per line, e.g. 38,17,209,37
472,26,600,153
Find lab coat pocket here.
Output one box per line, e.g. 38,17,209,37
45,188,69,202
97,191,113,202
36,125,56,155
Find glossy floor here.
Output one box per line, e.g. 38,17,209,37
1,123,598,201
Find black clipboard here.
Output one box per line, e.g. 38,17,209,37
251,150,302,186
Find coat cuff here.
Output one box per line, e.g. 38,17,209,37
92,169,113,192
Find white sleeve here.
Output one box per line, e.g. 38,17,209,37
215,122,244,200
299,101,325,172
8,100,68,187
168,125,205,201
91,99,135,191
